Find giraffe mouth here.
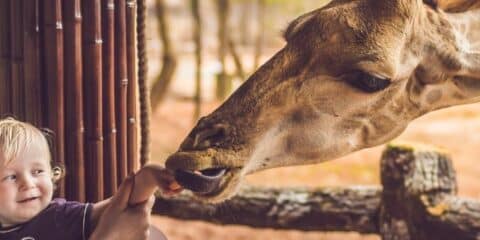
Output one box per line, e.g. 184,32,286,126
174,168,228,193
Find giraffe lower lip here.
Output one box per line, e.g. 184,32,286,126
174,168,228,193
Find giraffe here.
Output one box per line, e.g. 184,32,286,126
165,0,480,202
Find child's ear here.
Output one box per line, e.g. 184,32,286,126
52,166,65,183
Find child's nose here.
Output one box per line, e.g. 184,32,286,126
19,175,36,190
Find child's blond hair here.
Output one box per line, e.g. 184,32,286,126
0,117,52,167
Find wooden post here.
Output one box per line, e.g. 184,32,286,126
379,143,480,240
82,0,104,202
102,0,118,197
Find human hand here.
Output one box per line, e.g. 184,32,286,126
90,175,155,240
129,165,183,205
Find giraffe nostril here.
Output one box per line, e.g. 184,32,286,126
192,124,229,149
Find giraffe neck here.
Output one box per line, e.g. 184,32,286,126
446,8,480,51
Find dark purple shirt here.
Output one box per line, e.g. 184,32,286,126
0,198,92,240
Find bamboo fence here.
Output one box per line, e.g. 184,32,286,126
1,0,147,202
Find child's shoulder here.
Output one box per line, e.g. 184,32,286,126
49,198,92,218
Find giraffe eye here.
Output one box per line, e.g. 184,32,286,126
347,71,391,93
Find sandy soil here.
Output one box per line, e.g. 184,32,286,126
149,98,480,240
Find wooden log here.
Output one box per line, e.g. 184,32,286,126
126,0,138,174
115,0,128,184
63,0,86,202
379,143,480,240
11,0,25,120
102,0,118,196
0,0,12,115
42,0,65,197
82,0,104,202
23,0,42,126
153,185,381,233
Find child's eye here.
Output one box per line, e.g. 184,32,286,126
2,175,16,182
33,169,45,175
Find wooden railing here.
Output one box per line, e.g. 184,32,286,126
153,143,480,240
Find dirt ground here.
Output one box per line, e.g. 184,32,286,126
149,98,480,240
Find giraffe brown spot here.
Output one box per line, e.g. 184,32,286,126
426,89,442,104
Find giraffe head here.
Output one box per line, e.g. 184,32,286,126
166,0,480,202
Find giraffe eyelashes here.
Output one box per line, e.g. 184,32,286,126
345,71,392,93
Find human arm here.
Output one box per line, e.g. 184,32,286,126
89,175,155,240
89,165,182,227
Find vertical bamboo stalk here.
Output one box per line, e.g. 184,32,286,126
137,0,150,166
126,0,138,174
24,0,42,126
63,0,86,202
115,0,128,184
102,0,118,196
11,0,25,119
42,0,65,197
82,0,104,202
0,0,12,115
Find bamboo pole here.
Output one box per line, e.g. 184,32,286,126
115,0,128,184
0,0,12,115
63,0,86,202
11,0,25,120
102,0,118,196
82,0,104,202
42,0,65,197
23,0,42,127
126,0,138,174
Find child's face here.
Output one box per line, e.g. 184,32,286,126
0,146,53,227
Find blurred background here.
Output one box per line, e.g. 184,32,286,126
145,0,480,239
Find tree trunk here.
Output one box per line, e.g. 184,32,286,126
150,0,177,111
215,0,231,100
253,0,265,70
228,37,246,80
191,0,202,121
